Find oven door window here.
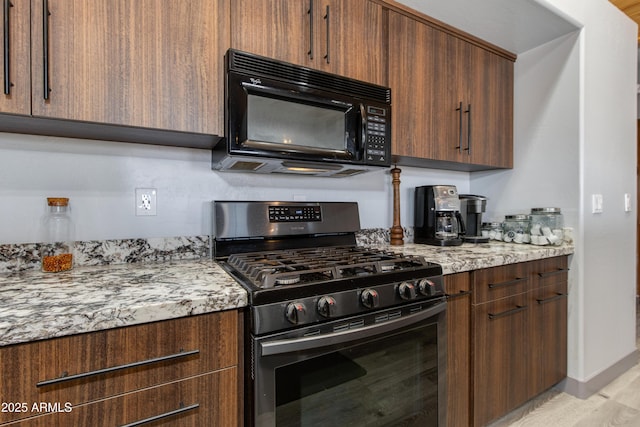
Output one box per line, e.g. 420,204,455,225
273,323,439,427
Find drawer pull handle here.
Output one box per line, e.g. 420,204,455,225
446,290,471,300
537,293,567,305
36,349,199,387
538,268,569,278
488,277,526,289
119,403,199,427
488,305,527,320
307,0,313,59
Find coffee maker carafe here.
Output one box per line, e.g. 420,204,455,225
414,185,464,246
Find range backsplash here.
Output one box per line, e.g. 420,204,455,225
0,228,413,274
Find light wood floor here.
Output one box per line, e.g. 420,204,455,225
488,302,640,427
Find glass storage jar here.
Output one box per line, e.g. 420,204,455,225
529,207,564,246
502,214,531,244
41,197,74,272
481,222,503,241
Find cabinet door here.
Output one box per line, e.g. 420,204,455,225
530,256,569,395
321,0,385,85
6,369,237,427
231,0,311,67
443,273,471,427
389,11,460,161
30,0,228,135
231,0,384,85
466,46,514,168
473,293,530,427
0,0,30,115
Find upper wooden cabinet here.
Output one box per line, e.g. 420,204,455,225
388,10,514,171
1,0,228,138
0,0,31,115
231,0,386,86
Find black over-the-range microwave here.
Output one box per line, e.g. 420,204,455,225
211,49,392,177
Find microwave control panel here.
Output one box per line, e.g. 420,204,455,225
364,106,390,165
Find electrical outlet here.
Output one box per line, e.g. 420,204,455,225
135,188,157,216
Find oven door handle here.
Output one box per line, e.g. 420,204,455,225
260,301,446,356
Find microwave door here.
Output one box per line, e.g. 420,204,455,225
239,85,356,160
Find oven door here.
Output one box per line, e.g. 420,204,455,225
249,299,446,427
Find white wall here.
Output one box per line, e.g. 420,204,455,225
0,133,469,244
473,0,637,390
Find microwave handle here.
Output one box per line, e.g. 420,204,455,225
260,299,446,356
360,103,367,152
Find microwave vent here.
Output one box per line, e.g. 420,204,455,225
228,160,265,171
228,49,391,104
334,169,367,177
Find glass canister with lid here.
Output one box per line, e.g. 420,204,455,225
481,222,503,241
529,207,564,245
502,214,531,244
41,197,75,272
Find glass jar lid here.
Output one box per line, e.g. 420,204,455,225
482,222,502,227
531,207,561,214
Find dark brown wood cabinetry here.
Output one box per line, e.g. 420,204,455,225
1,0,228,146
231,0,386,86
0,311,239,427
444,273,472,427
471,256,569,426
387,8,514,171
0,0,30,115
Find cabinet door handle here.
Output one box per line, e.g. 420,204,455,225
446,290,471,300
455,101,463,153
487,277,526,289
536,293,567,305
488,304,527,320
36,349,200,387
538,268,569,278
42,0,50,100
465,103,471,154
307,0,314,59
323,4,329,64
119,403,200,427
3,0,12,95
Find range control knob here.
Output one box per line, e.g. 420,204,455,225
317,296,337,318
285,302,306,325
398,282,417,300
361,289,380,309
418,279,437,296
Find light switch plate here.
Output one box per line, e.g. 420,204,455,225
624,193,632,212
592,194,603,214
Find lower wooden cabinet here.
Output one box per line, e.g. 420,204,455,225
4,369,237,426
446,256,569,427
444,273,472,427
0,310,239,427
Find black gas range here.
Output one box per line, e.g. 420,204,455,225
212,201,445,335
213,201,447,427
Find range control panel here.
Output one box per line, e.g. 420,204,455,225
269,205,322,222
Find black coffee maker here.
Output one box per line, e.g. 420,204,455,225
414,185,464,246
459,194,489,243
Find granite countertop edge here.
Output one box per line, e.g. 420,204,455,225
0,242,574,348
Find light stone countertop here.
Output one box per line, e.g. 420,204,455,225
0,241,574,348
0,259,247,347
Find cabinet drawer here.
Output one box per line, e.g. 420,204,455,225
4,368,237,427
0,311,237,425
473,263,528,304
530,256,569,289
